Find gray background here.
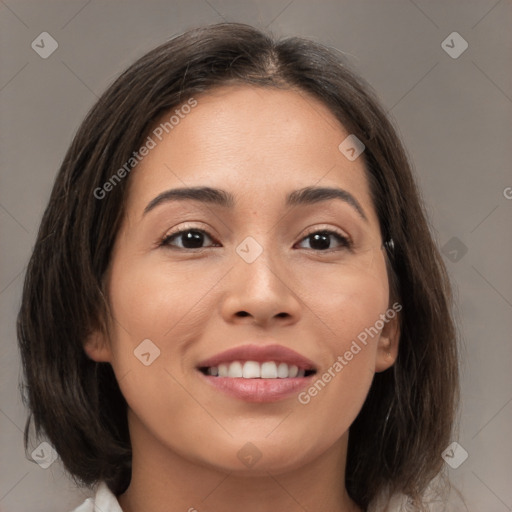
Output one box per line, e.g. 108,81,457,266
1,1,511,511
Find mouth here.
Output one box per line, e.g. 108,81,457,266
196,344,318,402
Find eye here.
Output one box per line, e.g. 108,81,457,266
295,229,352,251
160,227,352,252
160,228,219,250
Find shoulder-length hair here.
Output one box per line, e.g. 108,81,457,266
17,22,459,510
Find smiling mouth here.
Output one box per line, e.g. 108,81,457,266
198,360,317,379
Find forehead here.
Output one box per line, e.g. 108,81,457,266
126,85,376,221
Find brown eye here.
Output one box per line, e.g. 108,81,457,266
296,230,352,251
161,229,219,250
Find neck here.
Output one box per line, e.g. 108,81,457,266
117,411,362,512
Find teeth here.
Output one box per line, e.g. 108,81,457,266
228,361,243,378
242,361,261,378
261,361,277,378
277,362,288,378
218,363,228,377
205,361,307,378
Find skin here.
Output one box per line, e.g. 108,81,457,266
85,85,400,512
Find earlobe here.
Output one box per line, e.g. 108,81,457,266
374,314,400,373
83,330,112,363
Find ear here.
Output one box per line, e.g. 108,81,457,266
374,311,400,373
83,329,112,363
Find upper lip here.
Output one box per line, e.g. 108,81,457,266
196,343,317,370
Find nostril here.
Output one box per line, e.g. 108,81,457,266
236,311,250,317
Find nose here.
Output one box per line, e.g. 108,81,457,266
220,245,302,328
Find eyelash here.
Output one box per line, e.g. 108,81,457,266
159,226,353,252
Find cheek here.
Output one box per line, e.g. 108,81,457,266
102,257,211,444
106,255,222,343
296,249,390,341
103,256,226,404
329,271,389,342
292,255,389,429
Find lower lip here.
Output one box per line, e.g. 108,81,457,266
198,372,315,403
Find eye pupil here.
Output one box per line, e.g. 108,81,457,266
309,232,331,250
182,230,205,249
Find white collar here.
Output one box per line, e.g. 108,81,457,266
95,482,123,512
72,482,122,512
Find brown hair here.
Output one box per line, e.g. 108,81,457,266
17,22,459,510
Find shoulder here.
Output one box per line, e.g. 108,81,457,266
69,482,123,512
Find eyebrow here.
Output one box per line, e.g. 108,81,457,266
143,185,368,221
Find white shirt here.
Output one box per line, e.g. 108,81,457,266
70,480,467,512
71,482,123,512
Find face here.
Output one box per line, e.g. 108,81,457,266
86,85,399,476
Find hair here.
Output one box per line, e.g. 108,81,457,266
17,22,459,510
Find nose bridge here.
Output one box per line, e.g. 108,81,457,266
235,233,287,295
220,232,302,325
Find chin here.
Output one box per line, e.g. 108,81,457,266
188,433,329,476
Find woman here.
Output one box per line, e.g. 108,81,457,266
18,22,464,512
